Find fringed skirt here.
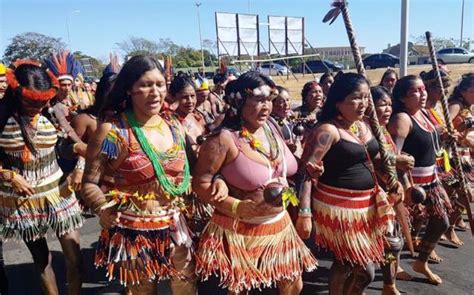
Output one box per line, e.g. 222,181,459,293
411,165,452,219
196,210,317,293
459,147,474,183
0,171,83,241
435,151,458,186
95,210,194,287
312,182,395,266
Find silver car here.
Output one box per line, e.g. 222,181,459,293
259,63,291,76
436,47,474,64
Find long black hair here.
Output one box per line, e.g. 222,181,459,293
391,75,419,114
220,71,275,131
379,68,399,86
318,72,369,123
82,72,116,117
169,73,195,97
0,64,54,155
371,86,391,105
101,55,164,117
449,73,474,106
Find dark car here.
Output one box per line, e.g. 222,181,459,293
363,53,400,69
292,59,344,73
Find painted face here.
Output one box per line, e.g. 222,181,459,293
403,79,427,112
461,84,474,106
375,95,393,126
58,79,72,98
175,85,197,115
321,76,334,96
382,73,397,92
337,82,370,122
20,97,48,117
241,85,273,130
129,69,167,118
305,85,324,109
272,90,291,118
0,75,7,99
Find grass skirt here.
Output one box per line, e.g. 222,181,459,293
312,182,394,266
196,211,317,293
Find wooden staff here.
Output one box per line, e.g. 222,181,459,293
323,0,414,254
425,31,474,236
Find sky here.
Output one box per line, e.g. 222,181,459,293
1,0,473,62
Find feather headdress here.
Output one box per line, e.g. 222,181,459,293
44,50,84,81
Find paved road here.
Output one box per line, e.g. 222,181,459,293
4,208,474,294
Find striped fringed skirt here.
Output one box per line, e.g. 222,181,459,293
0,170,83,242
312,182,395,266
459,147,474,183
196,210,317,293
411,165,452,218
95,210,194,287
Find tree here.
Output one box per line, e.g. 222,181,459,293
116,37,162,61
73,51,105,78
2,32,66,64
410,34,456,51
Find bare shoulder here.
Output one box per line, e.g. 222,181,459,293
312,122,339,142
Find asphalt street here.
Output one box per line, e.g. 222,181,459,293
3,207,474,295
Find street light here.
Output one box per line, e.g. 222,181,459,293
195,3,205,75
66,10,81,51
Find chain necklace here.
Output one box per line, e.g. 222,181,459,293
125,110,190,197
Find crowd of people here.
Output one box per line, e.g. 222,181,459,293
0,52,472,295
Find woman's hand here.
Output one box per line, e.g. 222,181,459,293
305,161,324,180
236,199,262,219
296,215,312,239
98,207,121,229
70,168,84,191
210,177,228,202
395,154,415,172
11,174,35,196
74,142,88,158
440,129,461,144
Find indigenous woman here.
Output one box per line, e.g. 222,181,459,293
81,56,197,294
371,86,415,295
421,69,466,248
319,71,335,98
193,71,317,294
297,73,395,295
448,73,474,235
379,68,399,95
293,80,324,123
388,75,451,285
70,72,116,191
0,61,83,294
194,77,215,131
169,74,207,156
270,86,300,155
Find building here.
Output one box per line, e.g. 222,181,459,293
310,46,366,59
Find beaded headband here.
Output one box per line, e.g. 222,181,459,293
6,59,59,101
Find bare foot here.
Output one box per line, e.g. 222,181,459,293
439,234,447,241
382,284,401,295
446,227,464,246
428,250,443,263
396,266,413,281
456,218,469,231
412,260,443,285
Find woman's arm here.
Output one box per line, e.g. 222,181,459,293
388,113,411,153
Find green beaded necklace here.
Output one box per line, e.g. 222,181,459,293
125,110,191,196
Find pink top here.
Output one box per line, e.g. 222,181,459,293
220,129,298,191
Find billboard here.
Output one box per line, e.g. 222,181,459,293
216,12,259,57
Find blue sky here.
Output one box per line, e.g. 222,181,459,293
1,0,472,62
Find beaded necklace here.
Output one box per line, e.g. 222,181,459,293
125,110,190,197
240,123,280,162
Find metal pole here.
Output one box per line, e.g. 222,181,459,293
400,0,409,77
66,16,71,51
196,3,205,75
460,0,465,47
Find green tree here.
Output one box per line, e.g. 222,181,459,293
116,37,162,61
2,32,66,64
411,34,456,51
73,51,105,78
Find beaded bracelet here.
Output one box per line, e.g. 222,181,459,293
0,169,17,182
298,207,312,217
231,199,241,215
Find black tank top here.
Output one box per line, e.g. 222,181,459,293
319,135,379,190
401,112,437,167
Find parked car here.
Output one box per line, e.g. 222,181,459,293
362,53,400,69
260,63,291,76
292,59,343,73
436,47,474,64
